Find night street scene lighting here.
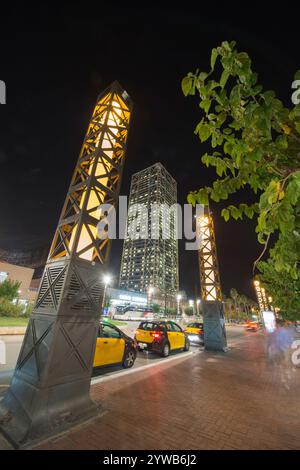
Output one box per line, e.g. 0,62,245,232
0,3,299,460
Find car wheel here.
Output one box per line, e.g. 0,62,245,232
184,338,190,351
122,349,136,368
161,342,170,357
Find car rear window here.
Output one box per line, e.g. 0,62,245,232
138,322,162,331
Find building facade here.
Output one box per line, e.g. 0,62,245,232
0,261,36,303
119,163,179,298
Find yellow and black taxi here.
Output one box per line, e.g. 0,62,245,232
93,321,137,369
185,322,204,344
134,320,190,357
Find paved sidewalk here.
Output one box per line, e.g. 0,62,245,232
0,327,26,335
1,331,300,450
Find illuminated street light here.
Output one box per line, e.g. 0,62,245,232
147,286,154,309
196,299,201,315
268,296,274,312
261,287,268,310
176,294,182,316
253,280,266,312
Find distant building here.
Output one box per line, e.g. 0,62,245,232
0,261,36,303
107,287,147,310
119,163,179,299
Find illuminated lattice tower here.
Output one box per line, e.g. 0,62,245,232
196,205,227,351
196,206,222,301
0,81,133,448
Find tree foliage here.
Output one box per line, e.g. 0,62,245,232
151,303,161,313
182,41,300,284
257,260,300,320
0,279,21,301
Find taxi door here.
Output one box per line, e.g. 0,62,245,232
168,322,185,349
165,322,178,350
93,324,125,367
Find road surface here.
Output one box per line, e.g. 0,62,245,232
0,324,245,389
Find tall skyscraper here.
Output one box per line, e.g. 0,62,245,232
119,163,179,297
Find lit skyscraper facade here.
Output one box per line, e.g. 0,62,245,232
119,163,179,297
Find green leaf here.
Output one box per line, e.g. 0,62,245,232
199,72,208,82
216,159,226,177
243,205,254,219
290,265,298,280
276,134,288,149
220,70,230,88
181,76,194,96
286,175,300,205
197,123,211,142
228,205,241,220
196,188,209,205
200,98,211,114
221,208,230,222
201,153,210,167
210,48,218,71
257,211,267,231
187,193,197,205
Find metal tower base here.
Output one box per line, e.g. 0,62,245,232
203,300,227,352
0,386,101,449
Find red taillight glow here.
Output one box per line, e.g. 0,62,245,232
150,331,161,338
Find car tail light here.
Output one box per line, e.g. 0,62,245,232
150,331,161,338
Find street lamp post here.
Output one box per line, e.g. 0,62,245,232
176,294,182,316
253,280,266,312
188,299,194,314
102,274,112,314
147,286,154,310
268,296,274,312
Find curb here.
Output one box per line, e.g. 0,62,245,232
0,327,27,335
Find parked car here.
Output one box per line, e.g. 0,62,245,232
185,322,204,344
93,322,137,369
135,320,190,357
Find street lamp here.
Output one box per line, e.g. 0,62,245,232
261,287,268,310
253,280,266,312
176,294,182,316
196,299,201,316
102,274,112,313
147,286,154,309
268,296,274,312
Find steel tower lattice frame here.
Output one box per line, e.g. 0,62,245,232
0,81,133,448
197,206,222,301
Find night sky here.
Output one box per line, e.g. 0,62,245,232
0,4,299,300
